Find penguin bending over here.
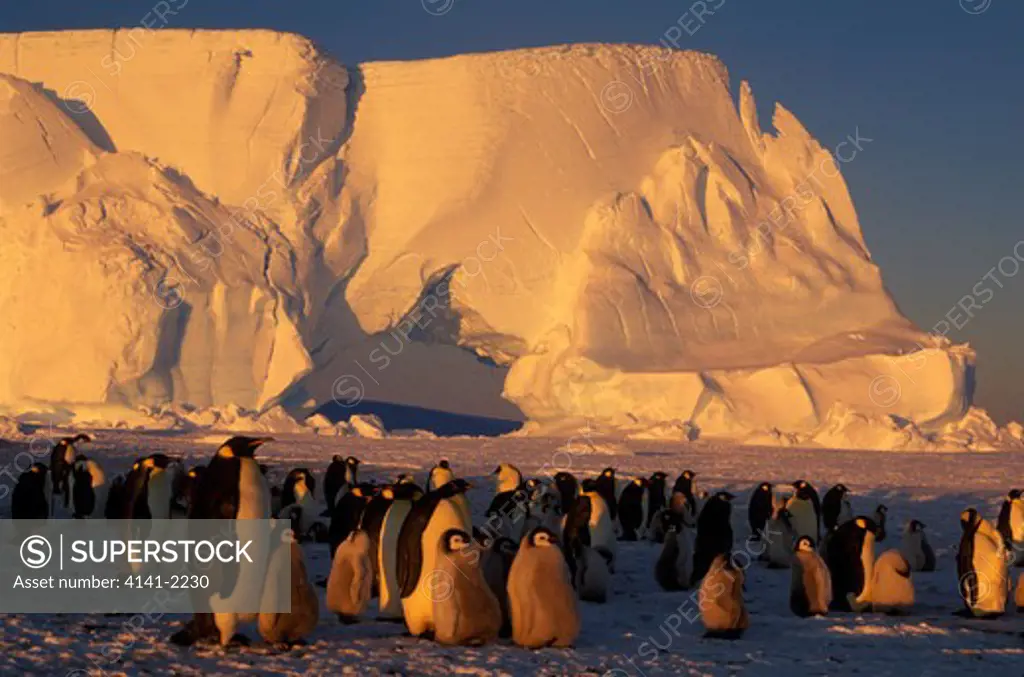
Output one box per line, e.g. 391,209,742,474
507,527,580,648
997,489,1024,566
691,492,735,587
901,520,936,572
327,529,373,623
790,536,831,616
12,463,49,520
825,517,877,612
433,529,503,646
699,553,748,639
617,477,648,541
871,549,914,614
821,484,853,532
957,508,1009,618
655,511,694,591
259,537,319,647
748,482,773,542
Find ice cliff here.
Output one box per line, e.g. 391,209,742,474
0,30,1011,448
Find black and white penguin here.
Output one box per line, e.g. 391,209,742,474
790,536,831,616
521,480,562,539
785,481,821,542
691,491,735,586
258,537,319,647
507,527,581,649
646,472,669,533
281,468,315,509
579,478,617,568
871,549,914,614
49,433,91,512
672,470,698,520
655,511,693,591
765,507,796,568
901,520,936,572
323,455,356,511
11,463,49,520
997,489,1024,566
104,474,127,520
572,537,612,604
359,484,396,594
957,508,1009,617
562,493,592,583
329,484,374,558
873,504,889,542
825,516,877,612
433,529,503,645
176,465,205,518
397,479,473,636
70,455,107,519
278,468,324,541
553,471,579,516
699,553,748,639
478,536,518,637
428,459,455,491
486,464,528,542
748,482,774,541
595,468,618,523
378,482,424,620
821,484,853,532
122,454,183,521
617,477,648,541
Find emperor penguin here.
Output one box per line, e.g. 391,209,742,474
359,485,395,593
11,463,49,520
49,433,91,513
672,470,698,520
617,477,648,541
507,527,581,649
378,482,424,620
397,479,473,637
433,529,503,646
170,436,274,648
280,468,315,509
580,479,617,568
573,538,612,603
646,472,669,535
521,480,562,539
553,471,579,516
997,489,1024,566
259,536,319,647
324,455,360,512
478,536,517,637
873,504,889,542
825,516,877,612
871,549,914,614
786,481,821,542
655,511,694,591
562,493,593,583
327,529,374,623
901,520,936,572
329,485,373,558
70,455,107,519
699,553,748,639
691,491,735,587
175,465,205,518
486,463,527,542
765,507,796,568
957,508,1009,618
278,468,323,541
595,467,618,524
104,474,127,520
428,460,472,528
790,536,831,616
748,482,774,542
122,454,185,524
821,484,853,532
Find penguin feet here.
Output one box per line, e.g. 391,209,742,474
223,633,252,649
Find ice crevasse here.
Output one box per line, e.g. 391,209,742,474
0,30,1014,449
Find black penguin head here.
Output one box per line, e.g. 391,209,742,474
632,477,648,488
795,536,816,552
960,508,981,530
682,470,695,480
438,459,450,470
286,468,315,495
554,471,576,484
600,467,615,477
438,478,471,497
907,519,926,533
714,491,735,502
832,483,849,494
580,478,598,493
793,479,813,492
331,455,344,463
650,471,667,481
217,436,273,459
1008,489,1022,500
794,483,816,501
442,529,472,553
529,527,558,548
758,482,772,492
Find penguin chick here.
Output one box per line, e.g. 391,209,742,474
871,549,914,615
699,553,748,639
433,529,502,646
259,538,319,647
655,514,693,591
327,529,373,623
507,527,580,649
790,536,831,617
900,520,936,572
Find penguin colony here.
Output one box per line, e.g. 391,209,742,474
7,436,1024,649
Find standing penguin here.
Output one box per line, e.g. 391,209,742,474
11,463,49,520
573,538,612,604
378,482,424,620
507,527,581,649
122,454,183,521
765,507,796,568
479,536,518,637
790,536,831,616
786,482,821,542
691,492,735,587
672,470,698,520
70,455,107,519
1015,572,1024,611
324,455,360,512
580,479,617,568
825,517,877,612
646,472,669,534
359,485,395,593
617,478,648,541
748,482,774,542
397,479,473,637
104,474,127,520
327,529,374,623
871,549,914,614
329,485,373,558
997,489,1024,566
901,520,936,572
821,484,853,532
957,508,1009,618
562,493,592,583
699,553,748,639
553,471,579,516
873,504,889,542
428,459,455,490
486,464,528,542
279,468,323,540
433,529,503,646
49,433,92,512
595,468,618,523
259,537,319,647
655,512,694,591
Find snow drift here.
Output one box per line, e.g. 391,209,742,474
0,30,1013,448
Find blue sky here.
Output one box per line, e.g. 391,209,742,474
3,1,1021,422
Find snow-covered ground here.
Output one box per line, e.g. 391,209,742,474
1,430,1022,676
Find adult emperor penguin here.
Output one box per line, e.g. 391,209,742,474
359,485,395,592
486,463,527,542
765,507,796,568
507,527,581,649
957,507,1009,618
672,470,699,520
378,482,424,620
479,536,518,637
997,489,1024,566
901,520,936,572
691,492,735,587
825,516,877,612
428,460,472,528
122,454,183,521
278,468,323,541
259,537,319,647
873,504,889,542
595,467,618,523
646,472,669,533
699,553,748,639
433,529,503,646
49,433,92,512
553,471,579,516
12,463,49,519
324,455,360,511
170,436,273,648
70,455,107,519
655,512,693,591
562,493,592,582
617,477,648,541
329,485,373,558
785,482,821,542
397,479,473,637
748,482,774,542
580,478,617,568
821,484,853,532
871,549,914,614
790,536,831,616
327,529,374,623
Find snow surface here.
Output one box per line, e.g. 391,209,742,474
2,429,1024,675
2,30,1015,449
